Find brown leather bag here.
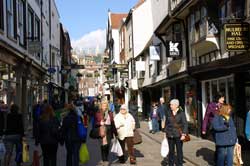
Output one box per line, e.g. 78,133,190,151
133,129,142,145
172,112,190,142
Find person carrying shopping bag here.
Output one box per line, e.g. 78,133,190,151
165,99,188,166
212,104,237,166
61,102,84,166
94,99,117,166
114,104,136,164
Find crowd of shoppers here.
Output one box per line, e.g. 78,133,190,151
0,90,247,166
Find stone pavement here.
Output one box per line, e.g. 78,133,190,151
139,121,215,166
3,120,216,166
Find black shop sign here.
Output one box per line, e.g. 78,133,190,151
224,23,250,51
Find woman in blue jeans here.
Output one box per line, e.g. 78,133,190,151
149,103,160,134
212,104,237,166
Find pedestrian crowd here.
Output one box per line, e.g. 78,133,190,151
0,91,249,166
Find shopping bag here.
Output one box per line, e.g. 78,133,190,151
133,129,142,145
22,141,30,162
0,140,6,160
111,138,123,157
148,120,152,131
161,138,169,157
233,143,244,166
32,150,40,166
79,143,90,164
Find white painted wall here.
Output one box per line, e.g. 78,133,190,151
133,1,153,58
111,29,120,64
133,0,168,58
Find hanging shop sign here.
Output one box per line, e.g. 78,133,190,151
149,46,160,61
120,71,128,78
166,41,182,57
224,23,249,51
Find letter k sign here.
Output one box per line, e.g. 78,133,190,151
169,41,179,52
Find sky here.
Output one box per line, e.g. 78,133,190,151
56,0,138,54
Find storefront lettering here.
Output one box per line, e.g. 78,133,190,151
224,23,250,51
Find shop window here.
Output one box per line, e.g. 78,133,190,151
203,76,234,112
0,0,3,31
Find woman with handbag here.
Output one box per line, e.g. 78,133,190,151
165,99,188,166
114,104,136,164
94,100,117,166
212,104,237,166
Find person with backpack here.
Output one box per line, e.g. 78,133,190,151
35,104,60,166
61,102,85,166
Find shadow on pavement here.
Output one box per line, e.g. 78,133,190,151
196,147,214,165
134,148,144,158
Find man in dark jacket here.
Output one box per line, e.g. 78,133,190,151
61,103,83,166
129,99,140,128
165,99,188,166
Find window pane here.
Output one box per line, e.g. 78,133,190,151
205,81,210,105
219,79,226,97
0,0,3,30
228,77,234,106
211,80,218,101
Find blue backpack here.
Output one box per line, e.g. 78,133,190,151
77,116,87,140
35,105,42,118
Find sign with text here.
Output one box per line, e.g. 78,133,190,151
149,46,160,60
166,41,182,57
120,71,128,78
224,23,249,51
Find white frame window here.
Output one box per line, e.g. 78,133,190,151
6,0,14,38
18,0,24,45
201,75,234,119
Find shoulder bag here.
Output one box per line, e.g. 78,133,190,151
172,112,190,142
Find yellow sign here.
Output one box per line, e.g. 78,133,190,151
224,23,249,51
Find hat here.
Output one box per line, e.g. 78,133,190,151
120,104,127,110
170,99,179,106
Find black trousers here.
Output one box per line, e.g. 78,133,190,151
168,137,183,166
40,144,58,166
101,144,110,161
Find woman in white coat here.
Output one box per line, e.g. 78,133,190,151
114,104,136,164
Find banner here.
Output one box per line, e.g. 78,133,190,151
149,46,160,60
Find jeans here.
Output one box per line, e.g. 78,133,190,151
216,145,234,166
40,144,58,166
152,118,159,132
65,142,81,166
168,137,183,166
